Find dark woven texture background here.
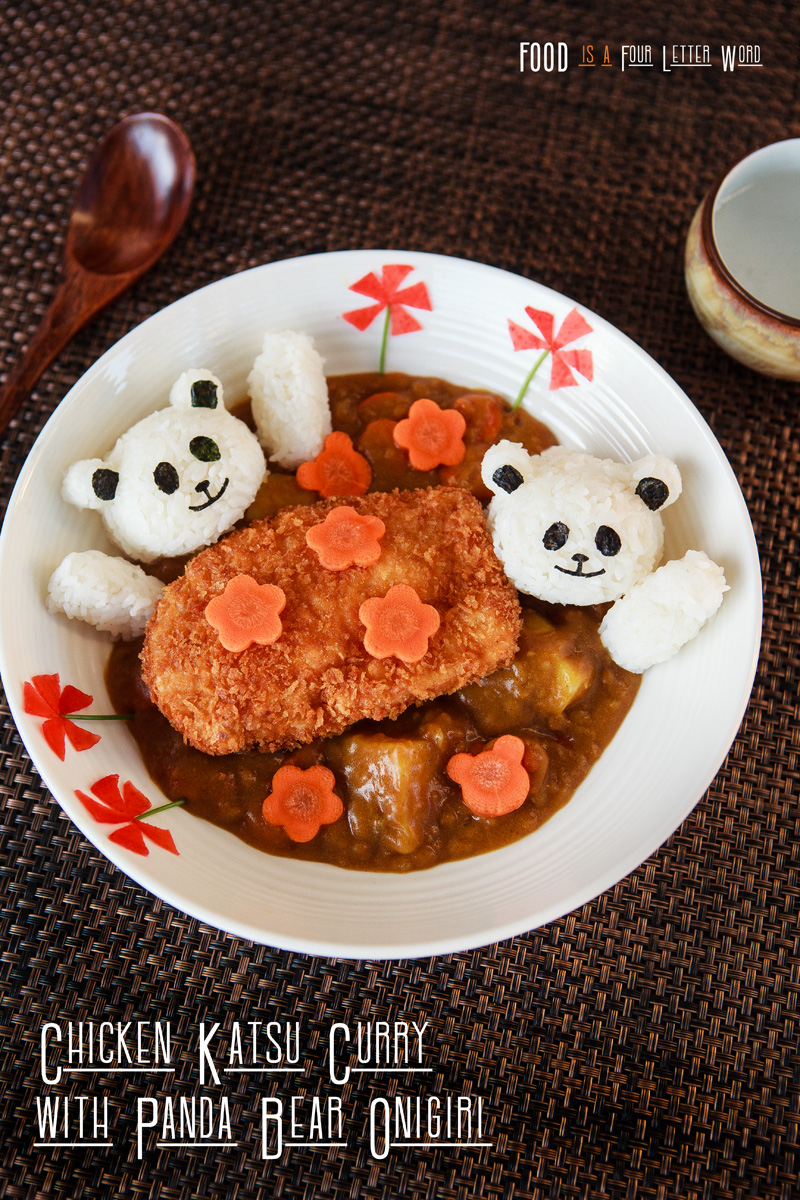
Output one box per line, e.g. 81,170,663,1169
1,2,797,1197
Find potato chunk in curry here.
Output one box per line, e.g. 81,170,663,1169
456,608,596,736
325,710,468,856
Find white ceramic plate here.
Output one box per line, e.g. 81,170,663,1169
0,251,762,959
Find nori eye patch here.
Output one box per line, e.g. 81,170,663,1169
595,525,622,556
543,521,569,550
189,436,221,462
154,462,180,495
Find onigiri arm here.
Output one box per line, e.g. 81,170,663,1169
599,550,728,673
47,551,164,640
248,330,332,469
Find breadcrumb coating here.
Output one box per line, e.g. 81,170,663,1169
141,487,521,754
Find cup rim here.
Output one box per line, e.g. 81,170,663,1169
700,139,800,330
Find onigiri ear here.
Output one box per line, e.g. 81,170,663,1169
169,369,225,411
628,455,682,511
481,440,535,497
62,459,119,511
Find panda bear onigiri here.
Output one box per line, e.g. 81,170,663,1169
47,369,267,639
481,440,727,673
47,332,333,640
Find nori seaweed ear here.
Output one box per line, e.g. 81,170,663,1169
629,455,682,511
62,458,118,511
169,369,225,411
91,468,119,501
492,464,524,493
635,477,669,511
190,380,218,408
481,440,535,498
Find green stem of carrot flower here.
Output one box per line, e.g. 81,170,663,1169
135,799,186,821
378,306,391,375
64,712,134,721
513,349,550,409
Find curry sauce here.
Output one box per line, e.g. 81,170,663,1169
106,373,639,872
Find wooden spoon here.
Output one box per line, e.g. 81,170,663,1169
0,112,195,440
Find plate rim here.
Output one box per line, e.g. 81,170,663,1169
0,248,763,959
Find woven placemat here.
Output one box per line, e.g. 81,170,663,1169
1,2,798,1197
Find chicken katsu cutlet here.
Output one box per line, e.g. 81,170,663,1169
141,486,521,754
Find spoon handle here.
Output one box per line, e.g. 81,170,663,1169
0,267,132,443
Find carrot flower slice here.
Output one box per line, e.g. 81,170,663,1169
306,506,386,571
205,575,286,652
359,583,440,663
262,764,344,843
296,431,372,497
447,735,531,818
393,397,466,471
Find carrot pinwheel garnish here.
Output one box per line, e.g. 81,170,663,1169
446,735,531,818
205,575,286,653
296,431,372,497
392,397,466,471
359,583,440,663
262,764,344,843
305,506,386,571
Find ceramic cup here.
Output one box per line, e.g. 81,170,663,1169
685,138,800,379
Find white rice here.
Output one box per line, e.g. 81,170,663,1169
47,551,164,640
248,330,331,469
599,550,727,673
